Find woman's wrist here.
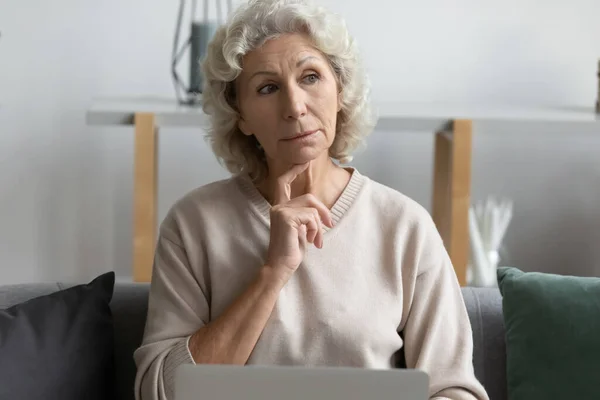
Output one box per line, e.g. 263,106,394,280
258,264,291,293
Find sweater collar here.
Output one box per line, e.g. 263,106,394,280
236,167,366,231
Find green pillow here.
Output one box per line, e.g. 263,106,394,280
497,267,600,400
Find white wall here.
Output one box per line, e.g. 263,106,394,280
1,0,599,283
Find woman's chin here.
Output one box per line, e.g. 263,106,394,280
281,147,328,165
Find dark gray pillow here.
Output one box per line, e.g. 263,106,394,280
0,272,116,400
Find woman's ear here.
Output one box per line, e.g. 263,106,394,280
238,117,253,136
337,91,343,112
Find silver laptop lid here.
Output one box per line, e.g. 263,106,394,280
175,364,429,400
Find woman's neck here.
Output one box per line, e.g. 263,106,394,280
259,154,351,209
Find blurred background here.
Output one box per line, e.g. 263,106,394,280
0,0,599,283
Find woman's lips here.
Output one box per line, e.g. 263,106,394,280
283,130,319,141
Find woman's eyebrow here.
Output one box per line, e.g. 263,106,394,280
249,70,278,81
248,56,321,82
296,55,318,67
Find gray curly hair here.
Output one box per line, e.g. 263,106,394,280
201,0,376,181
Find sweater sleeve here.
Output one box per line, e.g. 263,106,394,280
133,215,209,400
400,213,489,400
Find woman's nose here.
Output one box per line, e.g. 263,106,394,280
283,86,307,120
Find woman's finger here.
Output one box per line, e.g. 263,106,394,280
293,208,322,248
305,215,319,245
287,194,333,228
297,225,308,250
304,208,323,249
314,219,324,249
273,163,310,205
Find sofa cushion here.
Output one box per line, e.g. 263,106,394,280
0,272,116,400
497,266,600,400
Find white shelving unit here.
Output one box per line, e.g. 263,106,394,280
86,96,600,284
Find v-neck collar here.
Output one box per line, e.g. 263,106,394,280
236,167,366,233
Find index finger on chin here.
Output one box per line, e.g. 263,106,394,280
273,162,310,205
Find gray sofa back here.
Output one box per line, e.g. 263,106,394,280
0,283,506,400
462,287,506,400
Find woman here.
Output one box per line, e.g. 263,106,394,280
134,0,489,399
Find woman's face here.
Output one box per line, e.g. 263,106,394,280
236,33,341,167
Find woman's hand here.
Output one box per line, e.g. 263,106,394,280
265,163,334,280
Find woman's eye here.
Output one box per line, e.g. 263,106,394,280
258,84,277,95
303,74,319,84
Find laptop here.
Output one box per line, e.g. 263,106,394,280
175,364,429,400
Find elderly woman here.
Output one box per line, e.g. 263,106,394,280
134,0,489,399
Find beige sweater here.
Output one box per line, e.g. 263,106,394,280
133,169,489,400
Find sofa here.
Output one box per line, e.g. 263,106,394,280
0,282,506,400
